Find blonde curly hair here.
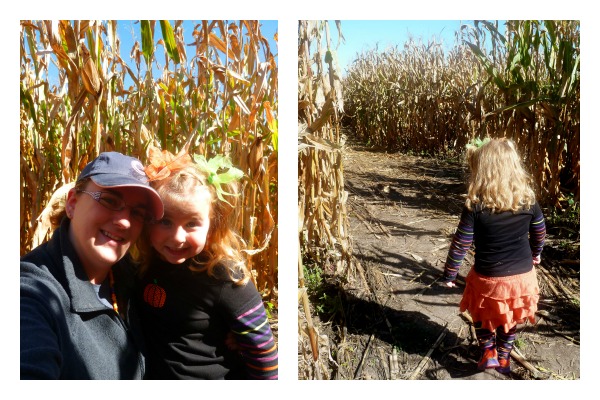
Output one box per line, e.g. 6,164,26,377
135,163,250,285
465,138,536,213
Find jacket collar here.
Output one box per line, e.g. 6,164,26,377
54,218,115,314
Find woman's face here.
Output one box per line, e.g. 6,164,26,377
66,181,149,282
149,187,212,265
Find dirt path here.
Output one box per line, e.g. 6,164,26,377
302,140,580,380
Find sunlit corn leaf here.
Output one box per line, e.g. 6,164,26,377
160,20,180,64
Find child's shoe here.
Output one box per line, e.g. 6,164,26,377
477,348,500,370
495,358,511,375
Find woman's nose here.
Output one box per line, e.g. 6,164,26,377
112,208,133,228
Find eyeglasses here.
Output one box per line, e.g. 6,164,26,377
77,190,152,223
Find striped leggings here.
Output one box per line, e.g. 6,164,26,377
474,322,517,361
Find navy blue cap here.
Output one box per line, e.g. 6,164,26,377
77,152,164,220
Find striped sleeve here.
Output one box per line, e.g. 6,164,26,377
230,300,278,379
443,208,474,282
529,202,546,257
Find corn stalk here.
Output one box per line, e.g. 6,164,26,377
298,20,351,376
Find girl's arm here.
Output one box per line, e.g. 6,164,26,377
529,203,546,259
229,299,278,379
443,209,474,283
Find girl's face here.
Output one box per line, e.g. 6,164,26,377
66,181,148,282
150,186,212,264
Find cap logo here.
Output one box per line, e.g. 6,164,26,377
131,160,149,183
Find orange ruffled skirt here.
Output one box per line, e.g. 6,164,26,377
459,267,539,334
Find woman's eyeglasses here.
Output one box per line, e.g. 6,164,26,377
77,190,151,223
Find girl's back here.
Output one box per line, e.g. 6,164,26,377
468,203,544,277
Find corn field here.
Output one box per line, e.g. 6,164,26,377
298,20,352,376
20,20,278,303
343,20,580,209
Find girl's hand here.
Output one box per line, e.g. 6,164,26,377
225,331,240,351
533,255,541,265
444,281,456,288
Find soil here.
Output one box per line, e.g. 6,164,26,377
298,138,580,380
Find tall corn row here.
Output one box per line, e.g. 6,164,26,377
343,20,579,208
343,38,479,153
298,20,351,373
20,20,278,302
462,20,579,207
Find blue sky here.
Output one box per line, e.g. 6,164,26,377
332,20,505,74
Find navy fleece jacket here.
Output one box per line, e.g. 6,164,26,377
20,218,145,379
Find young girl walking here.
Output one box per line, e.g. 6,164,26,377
442,138,546,375
135,146,278,379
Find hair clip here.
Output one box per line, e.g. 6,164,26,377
466,137,491,151
193,154,244,206
145,145,193,181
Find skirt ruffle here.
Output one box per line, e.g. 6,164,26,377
459,267,539,333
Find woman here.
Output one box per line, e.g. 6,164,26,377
20,152,164,379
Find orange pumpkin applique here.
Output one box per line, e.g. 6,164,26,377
143,279,166,308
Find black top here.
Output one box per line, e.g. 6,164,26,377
443,202,546,281
470,202,545,277
136,257,263,380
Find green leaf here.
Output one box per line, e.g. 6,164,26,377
160,20,180,64
20,83,37,126
271,126,278,152
480,20,507,44
566,54,580,97
465,41,506,90
141,20,154,65
24,26,40,77
544,20,557,48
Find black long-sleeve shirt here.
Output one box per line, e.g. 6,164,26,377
443,202,546,281
137,257,278,379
